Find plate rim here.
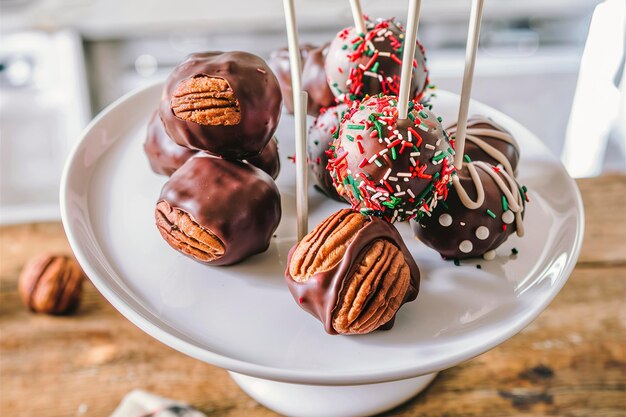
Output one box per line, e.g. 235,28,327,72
60,81,585,385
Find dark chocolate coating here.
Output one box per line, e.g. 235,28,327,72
159,51,282,159
285,215,420,335
413,161,525,259
144,110,197,176
247,136,280,180
159,156,281,265
325,18,429,102
446,116,520,176
307,104,349,202
268,44,335,116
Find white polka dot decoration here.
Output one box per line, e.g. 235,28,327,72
475,226,490,240
459,240,473,253
502,210,514,224
438,213,453,227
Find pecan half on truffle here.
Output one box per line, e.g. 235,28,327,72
156,155,281,266
159,51,282,159
285,209,420,335
18,254,85,315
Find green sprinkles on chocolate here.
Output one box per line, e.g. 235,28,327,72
486,209,497,218
464,154,472,163
502,195,509,211
347,124,365,130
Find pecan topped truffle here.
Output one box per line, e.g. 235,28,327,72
285,209,420,335
159,51,283,159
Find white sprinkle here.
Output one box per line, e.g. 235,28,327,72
434,150,443,157
388,126,393,131
368,155,378,163
460,222,466,226
410,157,417,167
459,240,473,253
418,124,429,132
395,184,402,192
397,133,403,140
374,36,385,42
502,210,515,224
364,71,378,78
393,129,399,135
483,250,496,260
439,213,453,227
378,120,387,125
394,191,406,197
407,189,415,198
372,192,382,200
436,138,442,146
378,51,391,57
404,178,410,182
410,152,420,157
425,144,436,150
383,168,392,180
378,148,389,156
475,226,490,240
388,176,398,181
397,173,411,177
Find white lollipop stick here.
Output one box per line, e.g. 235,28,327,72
397,0,422,120
454,0,485,170
282,0,308,240
349,0,367,35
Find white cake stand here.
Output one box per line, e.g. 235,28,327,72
61,82,584,417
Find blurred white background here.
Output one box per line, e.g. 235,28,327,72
1,0,624,223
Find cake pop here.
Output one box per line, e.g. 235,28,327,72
329,95,455,223
413,160,527,260
307,103,350,201
325,18,429,103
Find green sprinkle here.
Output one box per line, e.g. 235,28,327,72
476,264,482,269
453,259,460,266
502,195,509,211
464,154,472,163
359,105,365,110
419,111,429,119
441,201,449,209
313,140,319,145
391,147,397,160
486,209,496,218
347,124,365,130
342,45,348,50
408,112,415,121
374,159,383,167
346,135,355,142
371,62,380,73
511,248,518,255
432,153,446,162
437,116,443,122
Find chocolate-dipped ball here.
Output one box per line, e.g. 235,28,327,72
159,51,282,159
247,136,281,180
268,44,335,115
447,115,520,177
325,18,429,103
413,161,527,260
156,156,281,266
308,103,350,202
329,96,455,223
286,209,420,335
144,110,197,176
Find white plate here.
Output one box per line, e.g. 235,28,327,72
61,82,584,386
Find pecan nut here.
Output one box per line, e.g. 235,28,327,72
155,200,225,263
171,76,241,126
18,254,85,315
285,209,420,335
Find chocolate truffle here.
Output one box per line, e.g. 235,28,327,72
156,156,281,266
325,18,429,103
268,44,335,115
247,136,281,180
413,161,527,260
446,115,520,177
144,110,197,176
308,103,350,202
329,95,455,223
159,51,282,159
285,209,420,335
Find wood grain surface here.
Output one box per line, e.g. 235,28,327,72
1,175,625,417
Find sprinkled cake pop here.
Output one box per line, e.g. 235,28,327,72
308,103,350,202
446,115,520,177
325,18,429,104
329,95,455,223
413,160,527,260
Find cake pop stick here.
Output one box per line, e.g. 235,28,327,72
397,0,422,120
349,0,367,35
282,0,308,239
453,0,485,170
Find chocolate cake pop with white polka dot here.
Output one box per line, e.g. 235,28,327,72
413,160,527,260
446,115,520,177
325,18,429,104
308,103,350,202
328,95,455,223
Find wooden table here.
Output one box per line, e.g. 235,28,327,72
1,175,625,417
